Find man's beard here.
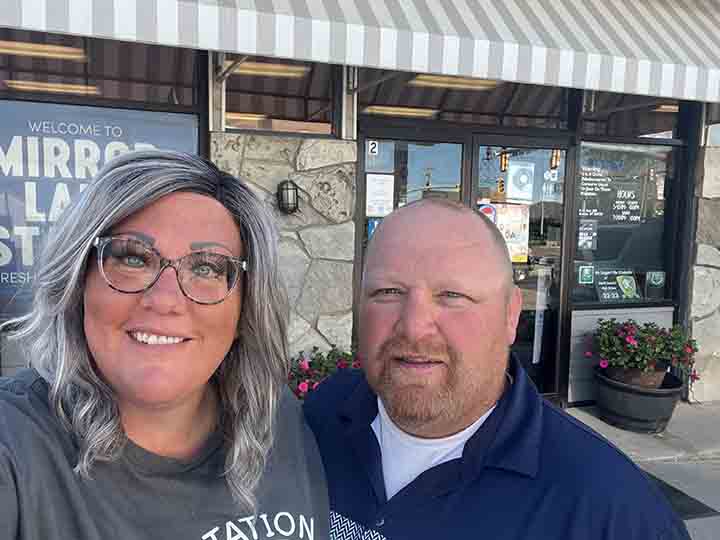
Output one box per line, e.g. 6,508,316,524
368,335,465,433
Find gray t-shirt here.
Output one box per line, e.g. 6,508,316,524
0,369,330,540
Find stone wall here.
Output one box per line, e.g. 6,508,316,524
211,133,357,356
690,146,720,401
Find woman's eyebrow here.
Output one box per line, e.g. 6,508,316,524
190,241,232,251
117,231,155,245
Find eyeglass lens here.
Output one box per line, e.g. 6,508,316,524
99,238,239,303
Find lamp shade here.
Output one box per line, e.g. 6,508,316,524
277,180,299,214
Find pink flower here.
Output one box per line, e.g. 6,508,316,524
352,360,361,369
625,335,638,347
337,360,349,369
584,351,593,358
312,382,320,390
298,381,309,393
691,370,700,382
599,359,609,369
299,359,310,372
684,345,693,354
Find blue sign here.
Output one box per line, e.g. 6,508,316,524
0,100,198,318
367,218,382,239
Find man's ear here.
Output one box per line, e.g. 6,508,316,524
505,285,523,345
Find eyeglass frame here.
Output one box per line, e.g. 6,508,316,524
92,236,248,305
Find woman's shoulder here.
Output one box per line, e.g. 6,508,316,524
0,368,59,446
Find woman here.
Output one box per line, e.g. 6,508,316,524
0,151,329,539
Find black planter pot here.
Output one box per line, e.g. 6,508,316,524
594,367,685,434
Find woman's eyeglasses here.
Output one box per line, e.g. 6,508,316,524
93,236,247,305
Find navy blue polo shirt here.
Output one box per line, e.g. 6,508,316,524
304,356,690,540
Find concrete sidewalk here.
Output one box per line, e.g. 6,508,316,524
568,401,720,463
569,401,720,539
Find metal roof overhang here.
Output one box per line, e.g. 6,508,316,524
2,0,720,103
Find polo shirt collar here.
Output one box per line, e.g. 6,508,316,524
474,354,542,479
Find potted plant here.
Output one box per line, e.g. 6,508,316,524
585,318,699,433
288,345,359,399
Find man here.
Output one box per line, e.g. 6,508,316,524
304,199,689,540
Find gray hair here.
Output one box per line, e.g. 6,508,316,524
1,150,288,511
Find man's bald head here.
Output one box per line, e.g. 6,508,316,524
364,198,514,294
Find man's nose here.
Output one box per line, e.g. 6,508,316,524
139,265,186,312
396,291,436,342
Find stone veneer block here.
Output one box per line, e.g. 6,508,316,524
278,239,311,306
691,314,720,356
700,147,720,199
272,195,330,230
291,164,355,223
289,325,331,356
240,160,294,194
696,244,720,267
696,198,720,246
296,260,354,323
297,140,357,171
244,135,301,164
691,267,720,319
317,311,353,351
299,222,355,261
689,354,720,402
288,312,313,345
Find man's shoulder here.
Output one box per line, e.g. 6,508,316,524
304,369,366,420
539,400,638,470
537,400,674,507
303,369,367,431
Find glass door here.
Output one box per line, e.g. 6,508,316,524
363,139,463,242
475,144,567,392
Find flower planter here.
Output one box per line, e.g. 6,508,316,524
604,366,667,388
594,367,684,434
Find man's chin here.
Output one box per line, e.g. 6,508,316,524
378,382,450,422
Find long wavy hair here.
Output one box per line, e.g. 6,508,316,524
1,150,289,510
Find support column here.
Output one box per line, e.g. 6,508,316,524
208,52,226,133
340,66,358,141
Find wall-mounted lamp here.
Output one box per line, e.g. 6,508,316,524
277,180,300,214
499,149,510,173
550,149,562,170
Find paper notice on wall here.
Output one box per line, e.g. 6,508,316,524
495,203,530,263
532,266,552,365
365,173,394,217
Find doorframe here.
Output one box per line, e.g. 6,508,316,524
356,121,576,397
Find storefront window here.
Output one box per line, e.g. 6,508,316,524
362,139,462,245
583,93,678,139
0,29,198,107
477,146,565,392
0,100,198,318
572,142,675,304
225,56,333,135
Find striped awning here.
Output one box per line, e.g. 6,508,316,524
2,0,720,103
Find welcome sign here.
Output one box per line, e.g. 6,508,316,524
0,100,198,318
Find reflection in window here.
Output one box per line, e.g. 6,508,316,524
0,29,197,107
477,146,565,393
362,139,462,249
583,93,678,138
225,56,333,135
573,142,675,304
